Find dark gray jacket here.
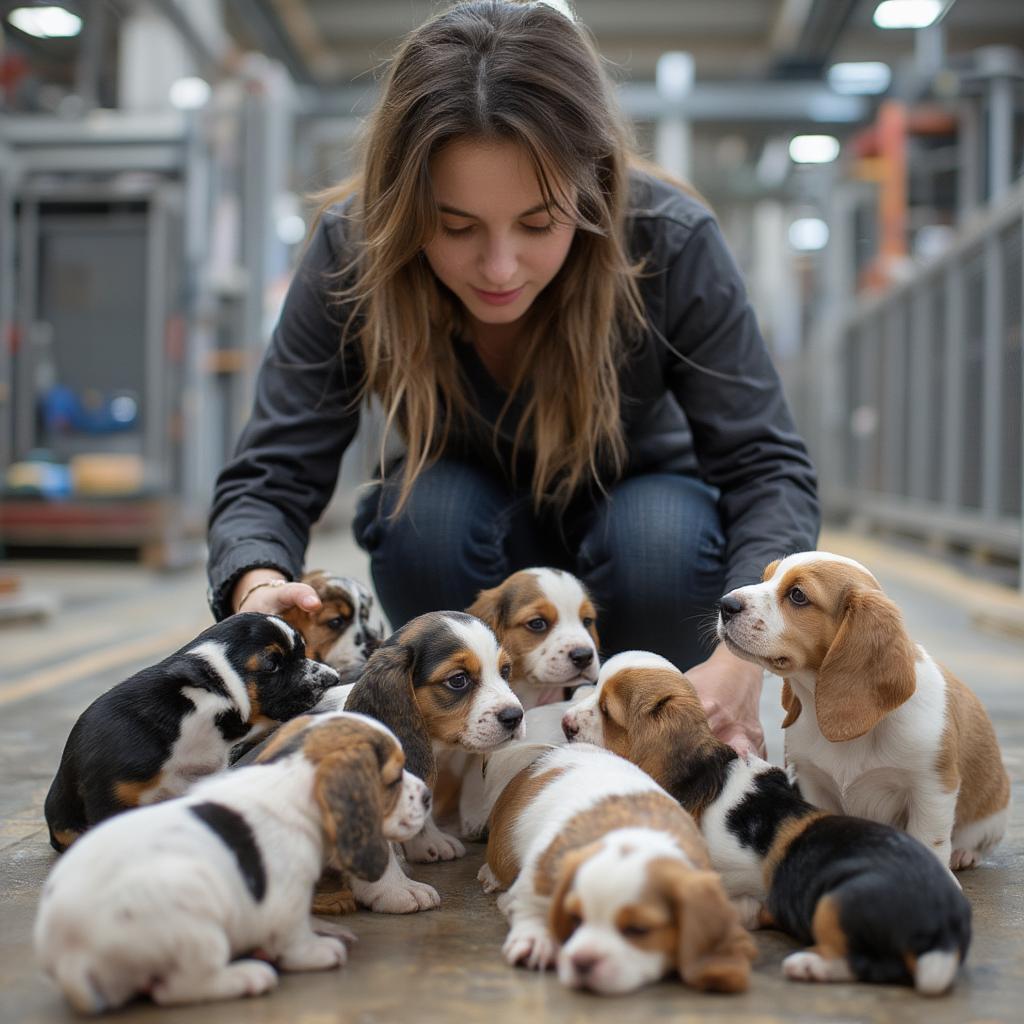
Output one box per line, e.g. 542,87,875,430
207,172,819,620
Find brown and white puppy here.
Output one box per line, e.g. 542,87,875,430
480,743,754,995
309,611,524,913
280,571,384,678
468,568,600,710
715,552,1010,870
564,652,973,995
34,713,430,1013
45,613,337,852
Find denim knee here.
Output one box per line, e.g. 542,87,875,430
575,473,726,668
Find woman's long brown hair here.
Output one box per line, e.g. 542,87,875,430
317,0,648,513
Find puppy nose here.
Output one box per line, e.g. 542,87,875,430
568,647,593,669
572,952,599,976
421,789,432,809
718,594,745,622
497,706,524,731
562,715,578,741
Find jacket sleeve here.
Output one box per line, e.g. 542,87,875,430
206,211,364,620
661,217,820,593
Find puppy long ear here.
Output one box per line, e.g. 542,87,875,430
466,585,507,635
656,864,754,993
344,643,436,786
816,589,916,742
315,744,391,882
548,844,598,943
780,681,802,728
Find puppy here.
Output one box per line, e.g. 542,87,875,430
308,611,525,913
34,713,430,1013
716,552,1011,869
280,571,384,678
564,652,973,994
44,613,337,852
468,567,600,709
480,743,754,995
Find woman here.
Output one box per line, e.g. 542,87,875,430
207,0,819,756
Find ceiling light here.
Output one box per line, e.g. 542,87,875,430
789,218,830,251
656,51,696,101
789,134,840,164
828,62,892,95
872,1,942,29
7,6,82,38
169,77,211,111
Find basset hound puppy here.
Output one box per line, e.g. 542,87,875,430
468,568,600,709
564,652,973,994
34,713,430,1013
44,613,337,852
288,611,525,914
480,742,754,994
280,571,384,678
716,552,1011,870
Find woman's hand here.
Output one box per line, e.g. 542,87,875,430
685,643,766,758
232,569,322,617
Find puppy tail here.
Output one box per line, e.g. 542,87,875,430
52,953,108,1015
913,950,960,996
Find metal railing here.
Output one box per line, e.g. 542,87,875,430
812,179,1024,588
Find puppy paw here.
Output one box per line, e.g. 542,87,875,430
782,950,852,983
311,918,358,945
311,887,357,916
403,829,466,863
477,862,503,894
503,924,557,971
951,848,979,871
151,960,277,1005
360,878,441,914
277,935,348,972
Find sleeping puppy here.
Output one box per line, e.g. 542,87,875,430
563,652,973,994
280,571,384,678
468,568,600,710
301,611,525,913
34,712,430,1013
45,614,337,852
481,743,754,994
716,552,1011,869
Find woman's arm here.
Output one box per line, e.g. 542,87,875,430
206,210,364,620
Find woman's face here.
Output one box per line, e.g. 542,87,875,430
423,138,577,333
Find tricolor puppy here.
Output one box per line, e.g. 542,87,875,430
468,568,600,709
313,611,524,913
481,743,754,995
565,652,973,994
280,571,384,678
34,713,430,1013
44,613,337,852
716,552,1011,869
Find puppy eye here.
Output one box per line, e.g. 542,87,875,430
325,615,350,630
445,672,471,692
499,663,512,681
788,587,809,607
265,653,282,673
525,618,547,633
582,617,594,629
621,924,651,938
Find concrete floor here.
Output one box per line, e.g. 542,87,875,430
1,526,1022,1023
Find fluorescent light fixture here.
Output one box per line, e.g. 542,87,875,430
789,134,840,164
7,6,82,38
169,77,211,111
828,61,892,95
789,218,830,251
872,1,942,29
656,51,696,101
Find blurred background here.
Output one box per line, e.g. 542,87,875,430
1,0,1023,612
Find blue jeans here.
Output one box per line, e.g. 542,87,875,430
353,459,727,671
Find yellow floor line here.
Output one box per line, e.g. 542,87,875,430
0,619,209,707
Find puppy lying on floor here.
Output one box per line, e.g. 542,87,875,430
44,613,337,852
716,551,1011,870
563,652,972,995
480,742,754,995
35,713,430,1013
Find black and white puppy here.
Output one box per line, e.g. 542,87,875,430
35,712,430,1013
44,613,337,852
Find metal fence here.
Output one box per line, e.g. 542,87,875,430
813,179,1024,588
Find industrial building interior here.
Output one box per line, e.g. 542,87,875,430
1,1,1022,1022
